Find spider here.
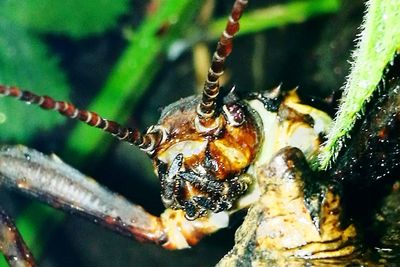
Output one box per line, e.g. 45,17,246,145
0,0,399,266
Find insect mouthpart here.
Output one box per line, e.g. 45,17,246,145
156,150,250,221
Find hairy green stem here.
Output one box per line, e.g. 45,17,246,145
319,0,400,169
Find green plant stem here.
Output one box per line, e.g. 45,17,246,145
63,0,201,164
319,0,400,170
208,0,341,39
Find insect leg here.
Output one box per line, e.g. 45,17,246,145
0,206,36,267
0,145,227,250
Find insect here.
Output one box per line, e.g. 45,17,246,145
0,0,399,266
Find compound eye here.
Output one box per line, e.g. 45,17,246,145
222,103,245,126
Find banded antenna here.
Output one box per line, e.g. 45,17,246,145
0,85,165,154
0,0,248,149
196,0,248,129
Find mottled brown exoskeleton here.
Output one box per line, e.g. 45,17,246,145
1,0,399,266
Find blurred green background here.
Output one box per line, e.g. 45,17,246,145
0,0,364,266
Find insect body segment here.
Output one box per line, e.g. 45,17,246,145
218,147,358,266
248,89,332,165
234,88,332,210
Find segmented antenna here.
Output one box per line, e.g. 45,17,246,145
197,0,248,128
0,85,164,153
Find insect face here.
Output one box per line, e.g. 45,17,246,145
152,95,260,220
0,0,252,224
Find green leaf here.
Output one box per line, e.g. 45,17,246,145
319,0,400,169
0,19,70,142
1,0,129,38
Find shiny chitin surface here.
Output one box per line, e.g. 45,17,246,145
152,95,260,220
0,145,227,251
218,147,358,267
